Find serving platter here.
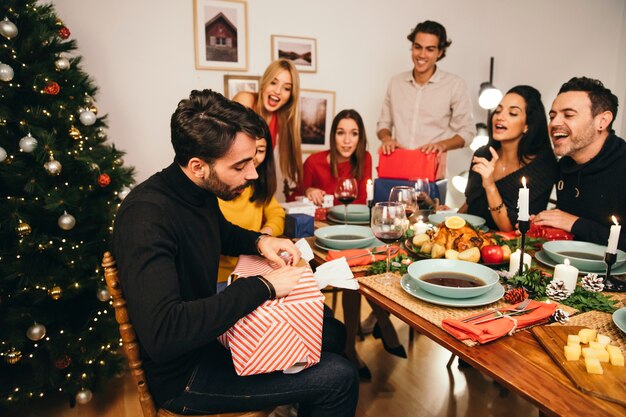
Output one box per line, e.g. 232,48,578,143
400,274,504,307
403,239,508,268
428,212,487,228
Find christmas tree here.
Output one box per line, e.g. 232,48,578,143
0,1,134,410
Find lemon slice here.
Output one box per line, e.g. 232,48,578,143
444,215,466,229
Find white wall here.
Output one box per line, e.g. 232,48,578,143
54,0,626,207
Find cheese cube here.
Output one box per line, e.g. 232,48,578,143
582,347,597,359
607,345,625,367
578,328,597,344
567,335,581,346
564,344,581,361
596,334,611,347
596,349,610,363
585,358,603,374
589,341,605,351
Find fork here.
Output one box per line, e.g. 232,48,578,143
461,298,532,323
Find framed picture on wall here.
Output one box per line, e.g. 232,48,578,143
299,89,335,152
223,75,260,99
271,35,317,73
193,0,248,71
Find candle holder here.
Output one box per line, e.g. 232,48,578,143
367,199,374,222
517,220,530,276
603,252,626,292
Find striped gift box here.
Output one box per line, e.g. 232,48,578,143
218,255,324,376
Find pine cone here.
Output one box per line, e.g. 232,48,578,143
504,287,528,304
550,308,570,324
546,280,570,301
581,273,604,292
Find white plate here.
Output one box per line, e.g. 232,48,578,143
535,250,626,275
400,274,505,307
613,307,626,334
428,212,486,228
326,214,370,225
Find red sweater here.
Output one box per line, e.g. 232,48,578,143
300,150,372,204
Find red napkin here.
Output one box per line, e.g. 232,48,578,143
376,148,439,181
326,246,401,267
441,300,557,344
527,223,574,241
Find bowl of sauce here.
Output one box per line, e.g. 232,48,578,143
314,225,375,249
407,259,500,298
543,240,626,272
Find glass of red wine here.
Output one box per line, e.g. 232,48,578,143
371,202,408,285
334,178,358,224
388,186,418,223
413,178,431,210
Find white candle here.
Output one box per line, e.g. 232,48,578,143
517,176,530,221
413,220,428,234
366,179,374,202
552,258,579,294
607,215,621,254
508,249,531,275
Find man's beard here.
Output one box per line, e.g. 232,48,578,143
202,164,251,201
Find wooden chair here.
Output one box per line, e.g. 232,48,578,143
101,252,272,417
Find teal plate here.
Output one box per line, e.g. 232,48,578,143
613,307,626,334
535,250,626,275
542,240,626,272
328,204,370,222
326,213,370,225
400,274,504,307
428,212,486,228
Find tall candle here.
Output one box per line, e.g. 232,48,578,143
509,249,531,275
366,179,374,202
517,176,529,221
552,258,579,294
607,215,621,254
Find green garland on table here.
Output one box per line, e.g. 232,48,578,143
500,269,617,313
366,253,412,276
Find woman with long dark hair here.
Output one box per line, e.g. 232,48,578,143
460,85,558,231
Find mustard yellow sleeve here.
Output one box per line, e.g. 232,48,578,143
262,197,285,236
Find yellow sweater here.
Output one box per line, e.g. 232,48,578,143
217,186,285,282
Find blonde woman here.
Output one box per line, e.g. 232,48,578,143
233,59,303,201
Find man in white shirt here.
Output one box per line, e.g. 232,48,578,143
377,20,475,179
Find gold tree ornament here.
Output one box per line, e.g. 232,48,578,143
5,348,22,365
88,105,98,115
16,221,32,237
68,126,81,140
48,286,62,300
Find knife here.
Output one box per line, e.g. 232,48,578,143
469,306,540,325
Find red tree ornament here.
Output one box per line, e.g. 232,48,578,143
58,26,71,39
43,81,60,95
54,355,72,369
97,173,111,187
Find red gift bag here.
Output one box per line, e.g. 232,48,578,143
218,256,324,376
377,148,439,181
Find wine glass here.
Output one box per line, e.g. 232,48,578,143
334,178,358,224
371,202,408,285
389,185,417,224
413,177,433,220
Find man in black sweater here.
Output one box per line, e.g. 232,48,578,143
534,77,625,252
113,90,358,416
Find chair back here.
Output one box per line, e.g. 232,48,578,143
102,251,158,417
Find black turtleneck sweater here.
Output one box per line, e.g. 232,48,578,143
112,162,270,406
465,148,559,230
557,133,626,251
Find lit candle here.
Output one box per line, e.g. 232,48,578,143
517,176,529,221
552,258,579,294
509,249,531,275
366,179,374,202
413,220,428,234
607,215,621,254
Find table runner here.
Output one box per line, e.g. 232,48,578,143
358,273,577,346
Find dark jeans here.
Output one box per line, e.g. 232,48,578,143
163,309,358,416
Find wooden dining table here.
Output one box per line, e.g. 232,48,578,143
305,231,626,417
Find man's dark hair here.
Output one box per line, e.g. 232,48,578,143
558,76,619,131
170,89,266,165
407,20,452,60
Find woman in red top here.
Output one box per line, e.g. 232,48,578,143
300,109,372,205
300,109,406,379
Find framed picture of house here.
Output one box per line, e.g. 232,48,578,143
223,74,260,99
194,0,248,71
299,89,335,152
271,35,317,73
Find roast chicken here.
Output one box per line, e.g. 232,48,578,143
431,223,493,252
